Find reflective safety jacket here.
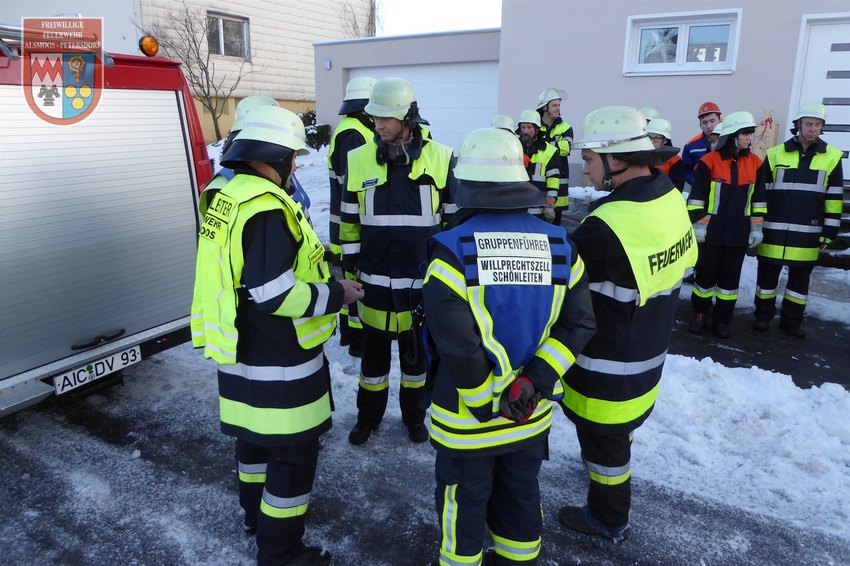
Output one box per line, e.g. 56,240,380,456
423,211,595,456
191,173,343,445
655,153,687,192
687,150,767,247
682,133,710,187
523,138,562,215
758,138,844,267
327,116,373,256
563,174,697,434
340,129,456,335
540,117,572,208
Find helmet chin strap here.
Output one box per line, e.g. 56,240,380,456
601,154,628,189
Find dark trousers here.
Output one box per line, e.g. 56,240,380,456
356,324,426,429
236,438,320,565
754,261,814,328
576,428,632,529
435,439,547,565
691,244,747,325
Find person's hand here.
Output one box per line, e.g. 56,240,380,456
339,279,364,305
748,220,763,248
499,377,538,424
693,218,708,244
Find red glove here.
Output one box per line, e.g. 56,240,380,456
499,377,538,424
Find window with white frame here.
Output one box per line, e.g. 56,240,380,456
624,10,741,76
207,13,250,60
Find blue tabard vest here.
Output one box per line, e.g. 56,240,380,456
431,212,570,403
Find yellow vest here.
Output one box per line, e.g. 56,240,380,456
588,189,697,306
191,174,335,364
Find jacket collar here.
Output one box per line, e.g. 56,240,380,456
588,173,674,211
786,136,827,155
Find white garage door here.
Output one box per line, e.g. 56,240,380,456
794,16,850,182
352,61,499,151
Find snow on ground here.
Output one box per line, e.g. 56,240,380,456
186,143,850,546
281,145,850,540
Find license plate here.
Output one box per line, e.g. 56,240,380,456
53,346,142,395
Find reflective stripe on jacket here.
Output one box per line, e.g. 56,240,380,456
563,175,695,434
426,212,586,454
757,139,844,266
342,135,454,334
191,174,336,361
327,116,373,255
687,150,767,246
540,119,572,207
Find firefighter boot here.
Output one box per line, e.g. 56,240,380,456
407,423,428,443
348,422,373,445
286,546,331,566
559,505,631,543
688,312,706,335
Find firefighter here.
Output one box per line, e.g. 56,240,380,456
424,127,595,565
681,102,722,189
328,77,376,357
648,118,687,191
537,87,572,221
558,106,697,542
200,96,313,218
190,105,364,565
492,113,516,133
199,96,278,215
340,77,456,445
639,107,660,124
687,111,767,338
517,109,562,223
753,102,844,338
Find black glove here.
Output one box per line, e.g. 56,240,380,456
499,377,539,424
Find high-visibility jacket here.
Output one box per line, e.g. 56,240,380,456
656,153,687,192
424,211,594,455
191,173,341,445
757,138,844,267
687,150,767,247
682,133,710,187
340,130,455,335
523,138,562,214
327,116,373,256
540,118,572,208
562,174,697,434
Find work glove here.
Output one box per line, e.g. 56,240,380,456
543,206,556,222
499,377,539,424
692,218,708,244
748,220,764,248
819,236,832,250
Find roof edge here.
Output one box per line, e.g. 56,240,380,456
314,27,500,47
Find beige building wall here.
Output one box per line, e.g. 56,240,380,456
499,0,849,182
141,0,374,141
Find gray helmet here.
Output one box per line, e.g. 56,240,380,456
220,106,308,168
454,128,546,210
338,76,376,115
715,111,756,150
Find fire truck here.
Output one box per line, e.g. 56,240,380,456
0,27,212,415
